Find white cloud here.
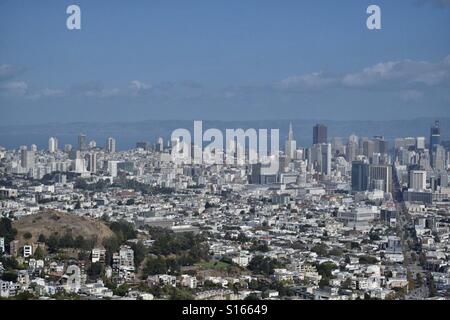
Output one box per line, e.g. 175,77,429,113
0,81,28,96
129,80,152,95
278,72,338,91
278,55,450,91
0,64,23,81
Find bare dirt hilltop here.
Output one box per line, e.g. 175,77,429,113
13,211,114,246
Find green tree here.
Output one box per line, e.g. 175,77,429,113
0,217,17,245
23,232,32,240
87,262,104,279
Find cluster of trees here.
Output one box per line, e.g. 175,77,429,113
247,256,282,276
249,241,270,253
38,233,96,253
143,256,184,276
147,284,193,300
140,228,210,277
0,218,17,251
358,255,378,265
74,179,111,192
148,227,209,260
109,221,137,243
315,261,338,287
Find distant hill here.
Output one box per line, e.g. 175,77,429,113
13,211,114,246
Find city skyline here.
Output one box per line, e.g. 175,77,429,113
1,0,450,304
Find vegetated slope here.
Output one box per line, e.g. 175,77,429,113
13,211,114,246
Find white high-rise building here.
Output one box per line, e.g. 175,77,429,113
87,152,97,173
416,137,425,150
311,143,332,176
74,158,86,173
48,137,58,153
107,137,116,153
285,122,297,162
108,161,118,177
409,170,427,191
21,148,35,169
156,137,164,152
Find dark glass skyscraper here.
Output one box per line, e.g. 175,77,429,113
351,161,369,192
430,120,441,149
313,124,327,145
78,133,87,151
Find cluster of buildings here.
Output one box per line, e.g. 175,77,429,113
0,121,449,300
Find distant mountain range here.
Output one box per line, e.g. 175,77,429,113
0,117,449,150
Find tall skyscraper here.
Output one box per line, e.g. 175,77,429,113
311,143,332,176
285,122,297,162
373,136,388,154
107,160,118,177
48,137,58,153
351,160,369,192
369,164,392,193
156,137,164,152
78,133,87,151
249,163,262,184
409,170,427,191
430,120,441,150
431,145,446,171
313,124,327,145
87,152,97,173
107,137,116,153
20,147,35,169
416,137,426,150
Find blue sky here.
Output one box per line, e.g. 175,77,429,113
0,0,449,124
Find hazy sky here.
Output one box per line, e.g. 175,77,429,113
1,0,450,125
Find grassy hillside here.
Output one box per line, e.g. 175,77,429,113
13,211,114,246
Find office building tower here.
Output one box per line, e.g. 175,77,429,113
416,137,426,150
362,139,375,161
156,137,164,152
347,134,359,162
21,148,35,169
311,143,332,176
409,170,427,191
73,157,85,173
430,120,441,149
30,144,37,152
89,140,97,149
373,136,388,154
431,145,446,171
369,164,392,193
351,161,369,192
78,133,87,151
69,150,81,160
136,141,149,150
87,152,97,173
107,161,118,177
107,137,116,153
313,124,327,145
249,163,262,184
285,122,297,161
48,137,58,153
439,172,449,188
